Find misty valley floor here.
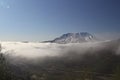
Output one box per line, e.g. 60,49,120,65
0,40,120,80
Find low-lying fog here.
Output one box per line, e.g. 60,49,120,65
1,41,106,59
0,40,120,65
0,40,119,60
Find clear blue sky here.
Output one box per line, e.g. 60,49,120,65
0,0,120,41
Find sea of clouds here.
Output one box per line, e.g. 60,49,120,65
0,41,109,59
0,40,120,66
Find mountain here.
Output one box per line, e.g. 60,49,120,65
44,32,97,44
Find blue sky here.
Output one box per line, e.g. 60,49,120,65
0,0,120,41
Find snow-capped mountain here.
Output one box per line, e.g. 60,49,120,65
44,32,97,44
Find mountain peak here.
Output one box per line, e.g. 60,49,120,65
44,32,97,44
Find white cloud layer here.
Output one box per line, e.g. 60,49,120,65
0,41,105,59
